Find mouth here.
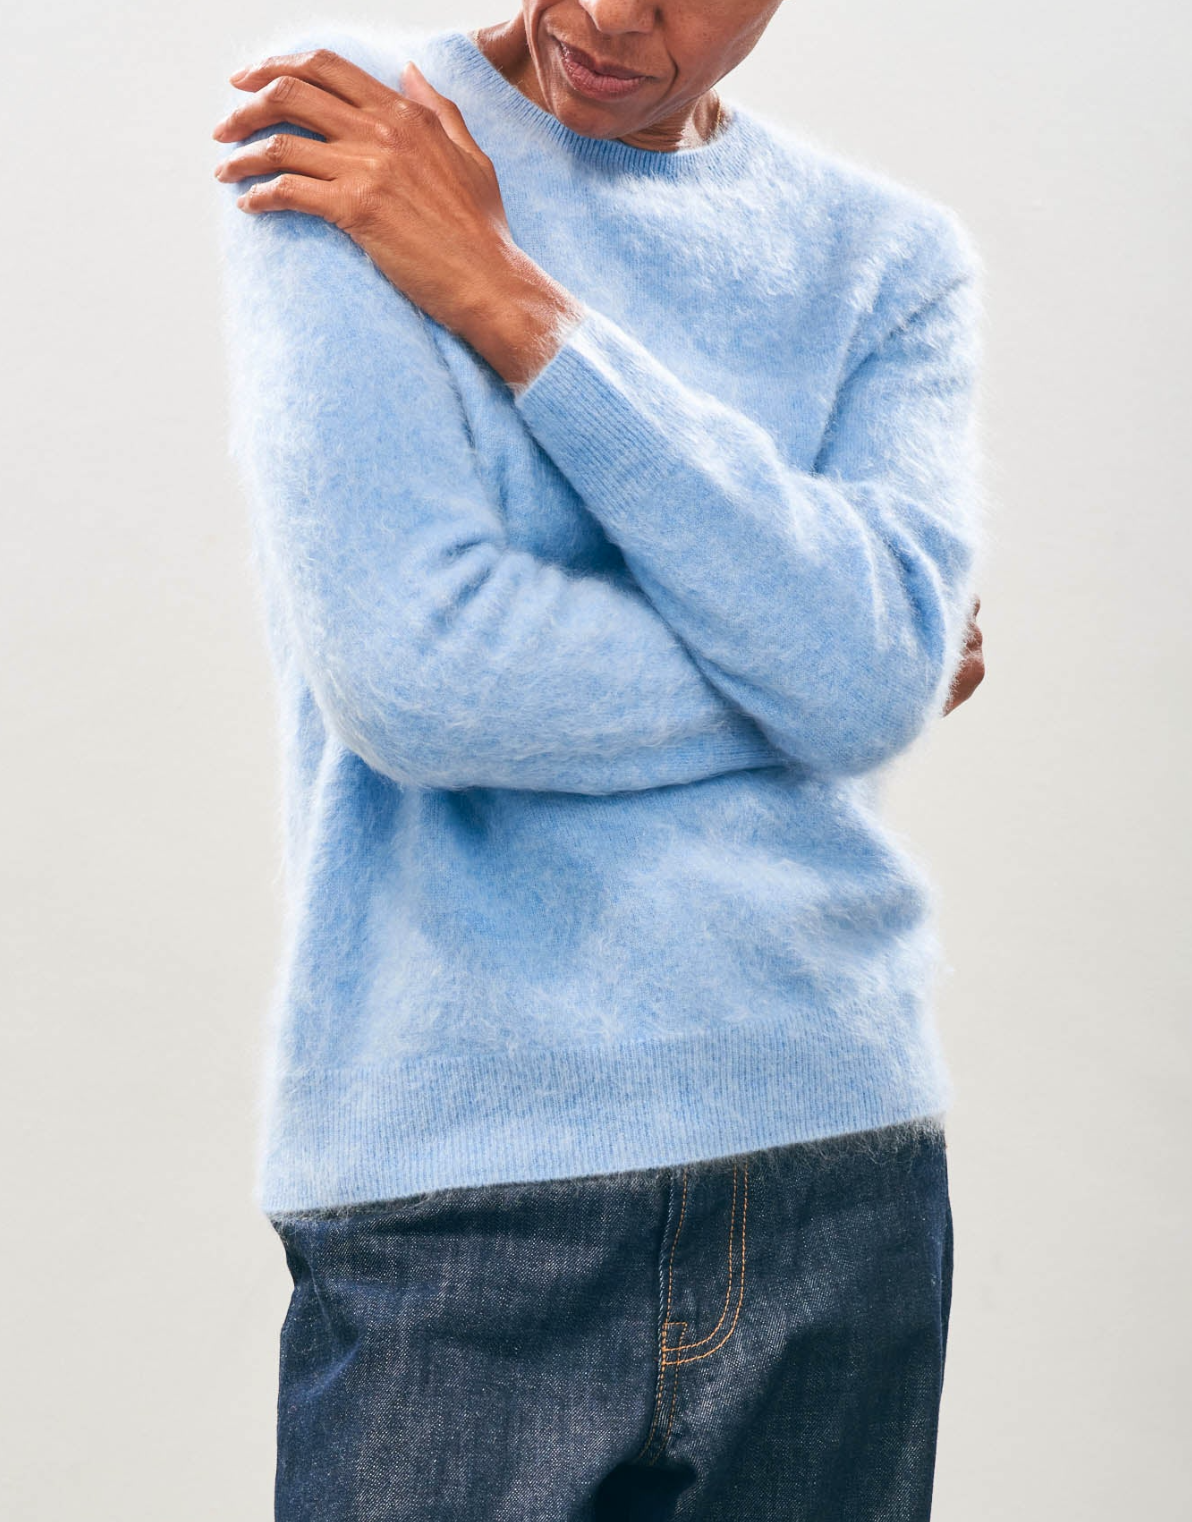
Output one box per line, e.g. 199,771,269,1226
552,36,653,101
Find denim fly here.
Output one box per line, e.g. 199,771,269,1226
269,1119,952,1520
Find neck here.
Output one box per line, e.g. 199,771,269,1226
469,19,723,153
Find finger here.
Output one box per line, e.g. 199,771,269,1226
942,653,982,715
215,130,339,184
233,172,342,220
399,60,489,165
229,48,393,111
213,74,358,144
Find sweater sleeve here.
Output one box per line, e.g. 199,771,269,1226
216,133,789,795
511,249,986,778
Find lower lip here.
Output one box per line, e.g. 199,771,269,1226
554,39,650,101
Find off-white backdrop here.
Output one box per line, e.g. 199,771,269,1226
3,1,1188,1516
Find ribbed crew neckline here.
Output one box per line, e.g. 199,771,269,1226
427,26,756,181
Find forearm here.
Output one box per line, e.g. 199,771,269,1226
453,241,585,393
245,504,788,795
461,260,985,777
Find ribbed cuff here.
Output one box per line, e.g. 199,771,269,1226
512,305,695,531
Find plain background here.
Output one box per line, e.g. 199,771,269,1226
4,0,1188,1516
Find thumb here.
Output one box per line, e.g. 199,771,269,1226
400,60,487,163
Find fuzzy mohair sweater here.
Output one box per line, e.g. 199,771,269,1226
214,20,988,1213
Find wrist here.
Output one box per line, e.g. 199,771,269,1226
458,241,585,390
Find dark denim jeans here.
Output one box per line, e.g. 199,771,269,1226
269,1119,953,1520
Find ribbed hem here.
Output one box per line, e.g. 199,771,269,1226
254,1013,953,1214
423,28,758,182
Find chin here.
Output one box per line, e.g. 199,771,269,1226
553,97,633,139
546,70,654,140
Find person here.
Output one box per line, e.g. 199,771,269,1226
211,4,988,1516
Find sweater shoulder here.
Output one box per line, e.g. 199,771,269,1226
212,19,436,282
746,109,980,280
215,16,434,97
739,107,982,349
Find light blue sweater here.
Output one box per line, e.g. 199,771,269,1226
215,21,987,1213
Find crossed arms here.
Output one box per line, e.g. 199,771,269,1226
218,134,985,795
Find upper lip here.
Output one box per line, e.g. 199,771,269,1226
556,39,649,80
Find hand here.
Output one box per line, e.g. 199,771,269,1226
212,48,581,385
942,595,985,715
